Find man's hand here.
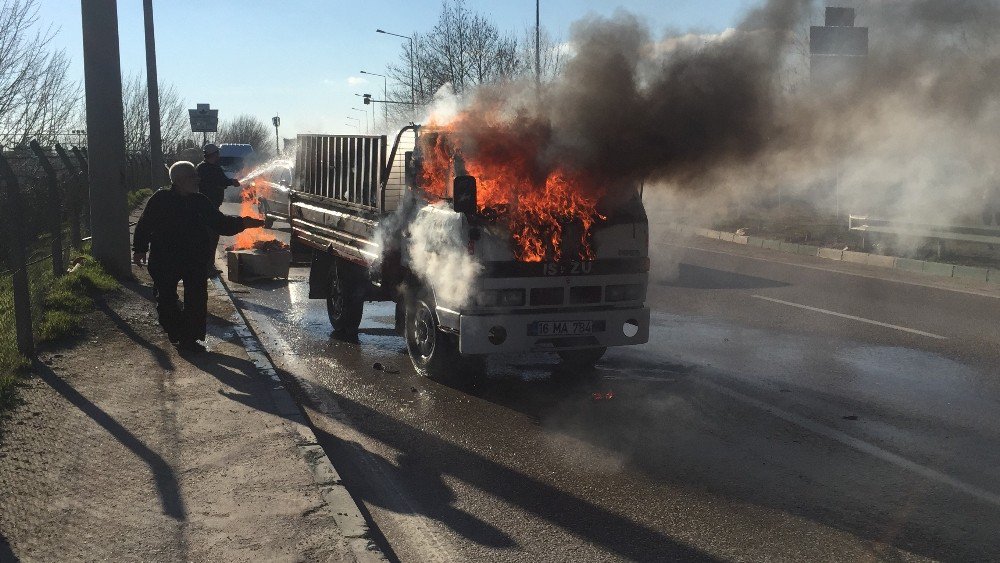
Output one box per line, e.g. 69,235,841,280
242,217,265,229
232,178,241,187
132,251,147,267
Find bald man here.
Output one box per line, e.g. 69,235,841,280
132,161,264,353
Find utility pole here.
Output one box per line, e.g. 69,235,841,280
143,0,166,188
81,0,130,277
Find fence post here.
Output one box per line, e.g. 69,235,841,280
54,143,83,249
0,149,35,357
71,147,91,238
29,140,64,277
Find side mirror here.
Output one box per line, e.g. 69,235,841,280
453,175,477,215
404,151,421,188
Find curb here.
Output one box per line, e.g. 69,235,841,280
209,278,388,563
669,225,1000,285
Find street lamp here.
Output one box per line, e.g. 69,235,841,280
271,114,280,156
360,70,389,127
376,29,415,111
350,108,369,134
344,116,360,132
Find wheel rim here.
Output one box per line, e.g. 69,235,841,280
328,273,343,322
413,302,435,359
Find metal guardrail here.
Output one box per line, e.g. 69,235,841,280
849,215,1000,245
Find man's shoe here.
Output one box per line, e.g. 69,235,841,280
176,340,207,354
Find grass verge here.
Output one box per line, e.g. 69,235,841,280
1,253,118,421
128,188,154,211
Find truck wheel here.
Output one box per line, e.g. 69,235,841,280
327,259,364,339
258,200,274,229
404,291,484,381
558,347,607,372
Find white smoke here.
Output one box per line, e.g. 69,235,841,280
404,202,483,307
373,191,483,307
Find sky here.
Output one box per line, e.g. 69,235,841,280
36,0,767,141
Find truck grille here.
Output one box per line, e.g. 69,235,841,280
530,287,564,306
569,286,602,304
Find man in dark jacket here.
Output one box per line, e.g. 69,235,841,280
197,143,241,275
197,143,240,207
133,161,264,353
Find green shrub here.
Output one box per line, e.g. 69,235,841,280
128,188,155,211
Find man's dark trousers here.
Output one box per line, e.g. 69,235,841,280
149,264,209,342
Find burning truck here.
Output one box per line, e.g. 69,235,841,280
288,124,649,379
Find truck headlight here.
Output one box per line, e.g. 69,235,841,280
605,284,645,302
475,289,525,307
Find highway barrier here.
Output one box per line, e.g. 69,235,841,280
660,224,1000,285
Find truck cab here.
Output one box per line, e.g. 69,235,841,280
289,125,649,379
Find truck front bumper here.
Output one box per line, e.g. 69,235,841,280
457,307,649,355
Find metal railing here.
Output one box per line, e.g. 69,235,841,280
848,215,1000,245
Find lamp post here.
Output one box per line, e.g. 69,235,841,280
376,29,415,112
350,108,369,134
271,114,280,156
360,70,389,127
346,116,361,133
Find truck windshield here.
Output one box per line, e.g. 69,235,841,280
219,157,244,171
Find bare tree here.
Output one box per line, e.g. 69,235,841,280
383,0,525,119
519,24,565,84
120,72,189,154
216,113,274,161
0,0,80,146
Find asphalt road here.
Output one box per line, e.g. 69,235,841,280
218,209,1000,562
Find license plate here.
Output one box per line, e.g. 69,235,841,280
529,320,593,336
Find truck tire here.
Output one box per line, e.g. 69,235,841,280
327,259,364,339
404,290,483,381
557,347,607,371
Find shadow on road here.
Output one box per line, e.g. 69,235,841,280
463,358,1000,562
0,532,18,562
302,379,719,561
95,289,174,372
31,360,186,521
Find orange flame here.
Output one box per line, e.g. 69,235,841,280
231,173,275,251
420,119,605,262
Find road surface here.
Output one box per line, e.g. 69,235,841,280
218,209,1000,561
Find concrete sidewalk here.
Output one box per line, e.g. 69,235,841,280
0,267,382,562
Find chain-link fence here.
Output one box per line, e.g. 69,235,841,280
0,144,152,368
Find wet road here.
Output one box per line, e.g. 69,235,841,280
219,211,1000,561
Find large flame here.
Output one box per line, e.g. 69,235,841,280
231,166,275,251
420,118,606,262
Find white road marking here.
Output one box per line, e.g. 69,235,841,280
697,378,1000,508
751,295,947,340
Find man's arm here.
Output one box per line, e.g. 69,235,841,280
132,191,162,265
132,191,160,253
196,195,262,235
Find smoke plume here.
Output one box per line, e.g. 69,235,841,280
427,0,1000,228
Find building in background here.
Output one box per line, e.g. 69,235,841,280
810,7,868,88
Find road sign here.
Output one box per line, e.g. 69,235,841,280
272,116,280,128
189,103,218,133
